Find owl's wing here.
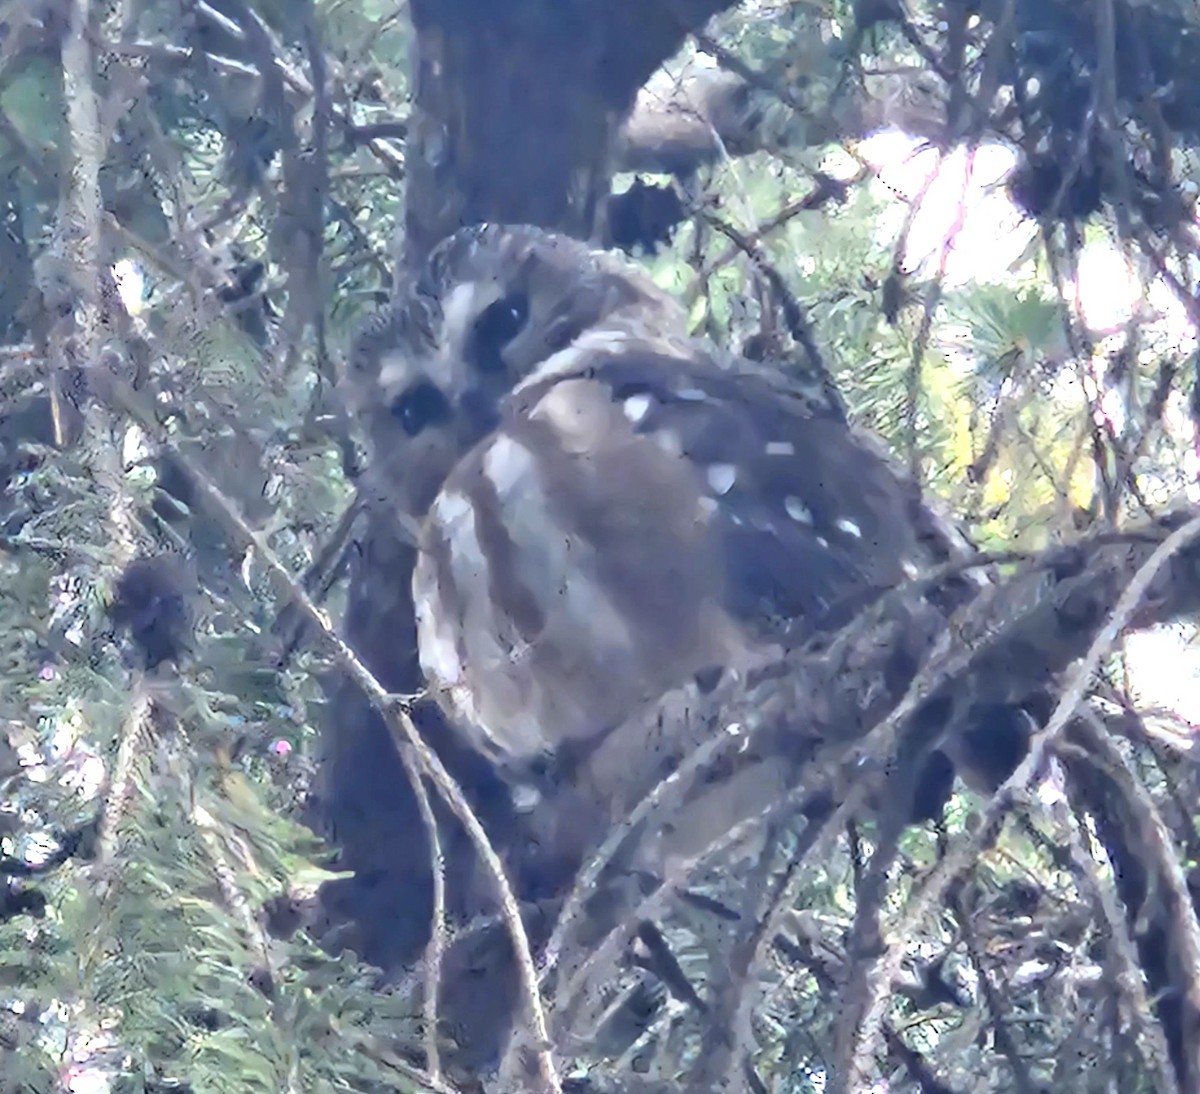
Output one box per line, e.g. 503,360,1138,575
415,357,737,767
416,342,952,768
509,349,938,645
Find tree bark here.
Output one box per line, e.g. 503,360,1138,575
310,2,1200,1084
401,0,737,265
313,0,742,1058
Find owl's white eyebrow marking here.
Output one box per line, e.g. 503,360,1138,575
376,349,411,391
765,441,795,456
785,496,813,524
623,393,654,423
902,559,921,579
482,433,536,495
442,281,481,346
707,463,737,495
836,517,863,539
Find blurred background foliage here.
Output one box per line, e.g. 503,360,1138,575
0,0,1199,1090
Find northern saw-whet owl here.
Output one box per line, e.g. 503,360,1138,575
348,224,988,798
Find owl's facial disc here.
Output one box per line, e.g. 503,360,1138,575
363,225,691,524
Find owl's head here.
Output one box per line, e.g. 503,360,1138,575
348,224,688,516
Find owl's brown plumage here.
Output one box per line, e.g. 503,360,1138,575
349,224,979,788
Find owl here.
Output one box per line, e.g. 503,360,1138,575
346,223,1005,811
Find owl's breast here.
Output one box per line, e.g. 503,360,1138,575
409,349,942,771
412,395,741,767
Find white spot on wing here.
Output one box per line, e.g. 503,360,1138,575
677,387,707,401
623,393,654,423
511,783,542,812
902,559,920,579
428,489,490,590
836,517,863,539
653,429,683,457
706,463,737,495
765,441,795,456
785,496,813,524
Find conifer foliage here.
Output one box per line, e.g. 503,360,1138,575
2,0,1200,1091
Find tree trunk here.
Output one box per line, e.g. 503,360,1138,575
401,0,737,264
311,0,739,1061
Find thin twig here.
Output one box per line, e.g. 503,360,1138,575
902,144,979,479
61,0,146,878
844,509,1200,1090
94,690,154,869
410,763,447,1083
539,721,748,991
1063,793,1182,1094
696,207,830,382
91,367,561,1093
1075,706,1200,1090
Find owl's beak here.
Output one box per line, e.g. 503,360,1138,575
457,387,502,445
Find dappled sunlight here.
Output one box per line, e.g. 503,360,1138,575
858,132,1032,285
1124,625,1200,731
851,127,1200,764
856,129,1199,353
7,1,1200,1088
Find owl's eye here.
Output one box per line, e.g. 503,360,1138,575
391,380,452,437
468,292,530,373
